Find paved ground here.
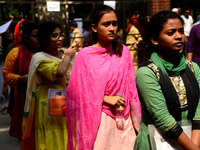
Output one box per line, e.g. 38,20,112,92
0,106,21,150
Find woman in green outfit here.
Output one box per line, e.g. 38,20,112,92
134,11,200,150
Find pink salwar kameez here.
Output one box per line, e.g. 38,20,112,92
65,44,141,150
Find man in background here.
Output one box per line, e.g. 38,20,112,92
181,6,193,56
70,21,82,51
172,8,179,15
181,6,193,39
126,19,142,72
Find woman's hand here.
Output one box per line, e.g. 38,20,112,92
133,43,138,50
103,95,126,107
64,46,76,58
64,42,79,58
18,74,28,83
173,131,200,150
192,130,200,148
2,82,8,97
57,43,79,78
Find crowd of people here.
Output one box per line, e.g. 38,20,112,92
0,4,200,150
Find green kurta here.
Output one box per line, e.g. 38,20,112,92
134,61,200,150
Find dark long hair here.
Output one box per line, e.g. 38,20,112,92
84,5,123,56
38,21,61,50
146,11,184,59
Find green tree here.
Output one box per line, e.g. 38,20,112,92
3,3,20,18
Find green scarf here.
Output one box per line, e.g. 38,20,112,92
150,52,186,77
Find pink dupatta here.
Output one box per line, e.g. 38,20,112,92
65,44,141,150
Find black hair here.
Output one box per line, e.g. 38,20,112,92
20,22,38,44
70,21,78,28
82,25,88,31
146,11,184,58
84,5,123,56
38,21,61,50
22,22,38,38
183,6,191,13
7,24,14,34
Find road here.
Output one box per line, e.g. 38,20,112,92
0,106,20,150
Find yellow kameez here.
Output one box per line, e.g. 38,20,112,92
35,61,67,150
22,52,74,150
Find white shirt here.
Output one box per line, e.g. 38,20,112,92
181,15,193,36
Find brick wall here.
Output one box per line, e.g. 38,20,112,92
150,0,171,17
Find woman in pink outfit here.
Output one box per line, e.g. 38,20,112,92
65,5,141,150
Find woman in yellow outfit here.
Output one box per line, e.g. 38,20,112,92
22,21,77,150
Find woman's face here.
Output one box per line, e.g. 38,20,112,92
47,27,64,49
26,29,40,49
93,11,118,42
153,18,185,54
5,30,13,40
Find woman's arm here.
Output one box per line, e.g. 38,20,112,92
136,67,176,131
192,62,200,148
174,131,200,150
136,67,199,149
56,45,77,77
187,25,196,60
2,81,8,97
18,74,28,83
191,130,200,148
37,45,78,80
3,48,21,89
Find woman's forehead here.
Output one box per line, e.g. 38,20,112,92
100,11,117,22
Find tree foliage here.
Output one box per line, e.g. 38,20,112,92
3,4,20,18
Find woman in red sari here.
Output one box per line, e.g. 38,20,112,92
3,22,40,140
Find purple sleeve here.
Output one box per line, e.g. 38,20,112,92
187,26,196,53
